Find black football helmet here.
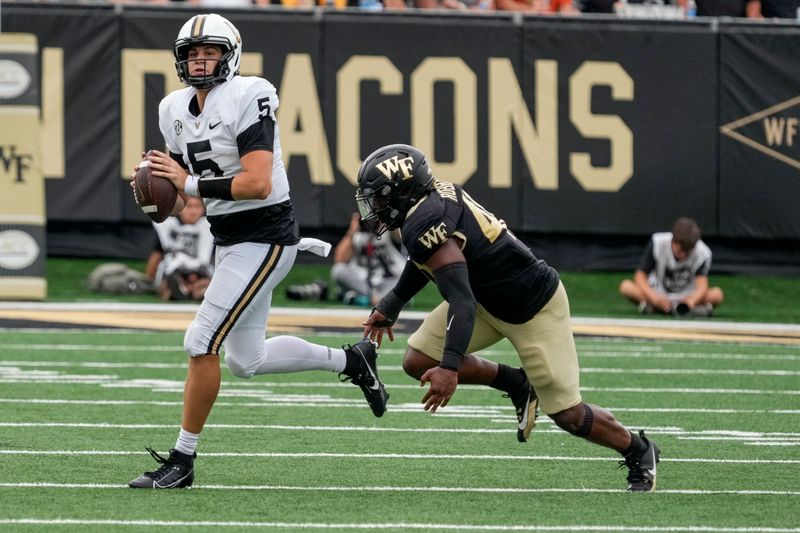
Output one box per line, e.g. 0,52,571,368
355,144,434,237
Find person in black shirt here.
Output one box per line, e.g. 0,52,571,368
358,144,660,492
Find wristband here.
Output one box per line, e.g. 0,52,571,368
198,176,235,201
374,290,404,325
184,175,200,197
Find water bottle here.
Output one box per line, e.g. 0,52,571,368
685,0,697,18
359,0,384,11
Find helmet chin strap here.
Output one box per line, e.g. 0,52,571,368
181,60,225,89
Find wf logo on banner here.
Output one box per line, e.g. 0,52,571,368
720,95,800,172
0,145,33,182
0,33,46,300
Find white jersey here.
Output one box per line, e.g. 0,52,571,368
159,76,298,246
640,232,712,295
152,216,215,283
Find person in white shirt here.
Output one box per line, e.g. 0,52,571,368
619,217,724,316
332,212,406,306
147,196,215,301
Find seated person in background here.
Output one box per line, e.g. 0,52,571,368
285,213,405,306
332,212,406,306
147,196,215,302
619,216,724,317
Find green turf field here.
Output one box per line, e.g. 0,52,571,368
0,328,798,531
45,258,800,324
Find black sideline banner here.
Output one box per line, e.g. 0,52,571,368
3,4,800,245
718,25,800,239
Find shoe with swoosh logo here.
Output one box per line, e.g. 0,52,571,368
340,339,389,417
504,380,538,443
128,447,195,489
620,430,660,492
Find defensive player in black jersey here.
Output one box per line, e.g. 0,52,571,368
358,144,661,492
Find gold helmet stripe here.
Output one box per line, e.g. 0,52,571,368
191,15,208,38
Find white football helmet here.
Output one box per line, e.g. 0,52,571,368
173,13,242,89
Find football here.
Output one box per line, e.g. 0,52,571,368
132,152,178,223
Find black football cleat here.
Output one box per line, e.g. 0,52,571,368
340,339,389,417
128,447,195,489
504,381,539,442
620,430,661,492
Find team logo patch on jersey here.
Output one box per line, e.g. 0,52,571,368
418,222,448,249
174,120,183,135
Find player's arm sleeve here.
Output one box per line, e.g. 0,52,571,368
373,259,430,325
434,262,476,371
393,260,430,302
236,80,277,156
637,239,656,273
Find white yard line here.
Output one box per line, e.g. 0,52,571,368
0,483,798,498
2,375,797,396
3,361,800,377
0,518,797,532
0,398,798,416
580,368,800,376
0,344,182,351
0,360,186,368
0,449,798,464
2,345,799,363
1,421,799,438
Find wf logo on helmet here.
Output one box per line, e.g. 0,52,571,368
376,155,415,180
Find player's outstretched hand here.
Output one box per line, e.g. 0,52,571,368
419,366,457,414
362,309,395,347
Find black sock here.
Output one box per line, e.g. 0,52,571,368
621,431,647,458
342,347,359,378
169,449,195,466
490,364,527,392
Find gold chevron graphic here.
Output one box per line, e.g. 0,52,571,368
719,94,800,171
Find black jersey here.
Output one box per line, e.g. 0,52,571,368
401,180,559,324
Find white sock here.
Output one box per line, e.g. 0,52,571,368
255,335,346,375
174,427,200,456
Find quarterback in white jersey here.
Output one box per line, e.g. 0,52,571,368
128,13,388,490
619,217,724,316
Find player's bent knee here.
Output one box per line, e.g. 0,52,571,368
552,403,594,437
401,356,423,379
402,349,437,379
184,320,212,357
224,353,256,379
